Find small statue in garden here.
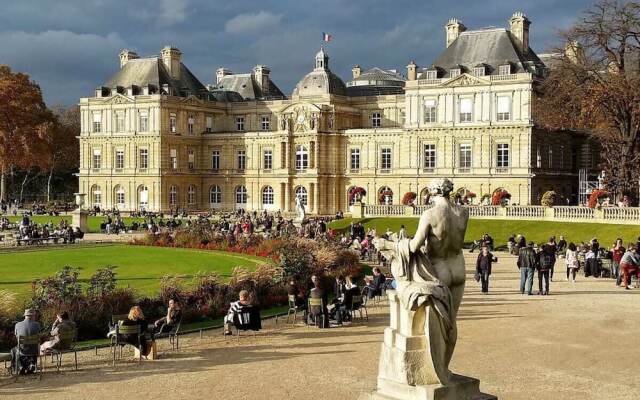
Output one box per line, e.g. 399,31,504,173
295,194,306,222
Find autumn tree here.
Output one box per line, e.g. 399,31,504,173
0,65,55,201
535,0,640,202
46,106,80,201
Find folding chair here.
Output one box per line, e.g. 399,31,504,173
14,335,42,377
46,327,78,372
350,294,369,322
286,294,299,324
156,316,183,351
307,298,325,328
234,308,261,340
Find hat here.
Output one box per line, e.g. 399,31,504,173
24,309,36,317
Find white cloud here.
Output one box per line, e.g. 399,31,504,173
157,0,189,26
225,11,282,35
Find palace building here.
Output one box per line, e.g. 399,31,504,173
78,12,597,213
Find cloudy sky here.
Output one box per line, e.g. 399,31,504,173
0,0,592,105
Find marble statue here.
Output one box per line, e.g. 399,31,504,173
365,178,495,400
295,194,306,222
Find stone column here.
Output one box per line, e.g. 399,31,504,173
284,182,290,212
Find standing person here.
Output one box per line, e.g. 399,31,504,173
565,243,579,283
557,235,567,254
546,237,558,281
538,244,554,295
611,239,626,286
517,241,538,295
476,246,497,294
398,225,407,240
620,245,640,290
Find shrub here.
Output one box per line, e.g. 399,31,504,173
491,190,511,206
348,187,367,203
401,192,417,205
87,266,118,297
588,189,608,208
541,191,558,207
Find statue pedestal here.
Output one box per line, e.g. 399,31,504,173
71,209,88,232
363,291,496,400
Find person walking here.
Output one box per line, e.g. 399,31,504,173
611,239,625,286
546,237,558,281
538,243,554,295
476,246,497,294
517,241,538,295
565,242,579,283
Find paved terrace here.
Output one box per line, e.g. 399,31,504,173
1,253,638,400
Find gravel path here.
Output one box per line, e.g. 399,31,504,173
1,253,638,400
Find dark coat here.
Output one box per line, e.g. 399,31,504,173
476,253,497,275
517,247,538,270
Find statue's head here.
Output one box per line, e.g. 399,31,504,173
428,178,454,198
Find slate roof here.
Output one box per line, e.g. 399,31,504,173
211,74,286,101
346,67,405,96
103,57,208,97
420,28,546,79
292,69,347,97
349,67,406,84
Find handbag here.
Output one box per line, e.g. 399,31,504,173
474,272,481,282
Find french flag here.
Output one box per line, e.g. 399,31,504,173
322,32,333,42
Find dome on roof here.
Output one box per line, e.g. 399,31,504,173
292,47,346,97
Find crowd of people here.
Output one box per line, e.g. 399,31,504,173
15,214,83,245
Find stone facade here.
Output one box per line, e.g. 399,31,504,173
78,12,596,214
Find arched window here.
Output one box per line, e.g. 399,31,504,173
347,186,356,206
295,145,309,171
295,186,308,206
187,185,196,205
138,185,149,211
262,186,274,205
235,185,247,205
419,187,431,205
169,185,178,206
209,185,221,205
378,186,393,205
114,185,125,209
91,185,102,207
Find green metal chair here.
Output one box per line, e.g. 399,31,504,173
350,294,369,322
46,327,78,372
307,298,325,328
14,335,42,376
111,323,142,366
286,294,299,324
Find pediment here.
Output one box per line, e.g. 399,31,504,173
442,73,489,87
103,93,134,104
180,95,205,106
279,101,322,114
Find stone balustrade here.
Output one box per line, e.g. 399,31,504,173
349,203,640,225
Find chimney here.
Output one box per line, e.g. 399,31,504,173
406,61,417,81
119,49,139,68
509,12,531,53
352,64,361,79
161,46,182,80
253,65,270,96
216,67,232,84
445,19,466,48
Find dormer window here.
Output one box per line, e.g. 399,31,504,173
499,64,512,75
425,70,438,80
449,68,461,78
473,66,486,77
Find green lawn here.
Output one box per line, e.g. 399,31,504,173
0,244,265,297
329,217,640,248
5,215,146,233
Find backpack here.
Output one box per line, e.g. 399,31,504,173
17,355,37,375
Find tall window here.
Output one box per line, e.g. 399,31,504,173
425,70,437,79
458,143,472,170
187,115,195,135
473,66,485,76
188,149,195,170
423,144,436,170
263,149,273,170
211,150,220,171
209,185,221,205
423,99,437,123
170,148,177,170
380,147,392,171
497,96,511,121
92,113,102,133
237,149,246,171
262,186,274,205
169,185,177,206
115,186,125,208
536,145,542,168
235,116,245,131
187,185,196,205
115,112,125,133
235,186,247,205
139,148,148,169
205,116,213,133
91,185,102,207
449,68,461,78
295,186,308,206
548,147,553,168
372,112,381,128
295,145,309,171
139,111,148,132
350,148,360,171
169,113,177,133
497,143,510,169
459,98,473,122
559,145,565,169
92,149,102,169
138,185,149,210
499,64,511,75
115,149,125,170
261,116,270,131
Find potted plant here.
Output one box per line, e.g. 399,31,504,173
401,192,417,206
491,189,511,206
379,190,393,205
587,189,608,209
541,191,557,207
348,187,367,204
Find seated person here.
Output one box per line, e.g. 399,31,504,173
366,267,386,299
11,309,42,374
333,275,346,304
40,311,75,355
330,276,361,325
223,290,260,335
120,306,153,357
287,279,307,310
307,278,329,328
154,299,182,334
